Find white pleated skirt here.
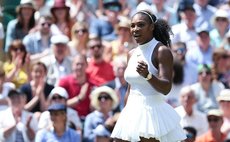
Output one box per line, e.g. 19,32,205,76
111,92,186,142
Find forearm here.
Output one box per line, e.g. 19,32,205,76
5,67,18,82
24,96,39,111
39,93,47,111
26,127,35,140
67,96,81,107
3,124,16,138
147,74,172,95
0,99,9,106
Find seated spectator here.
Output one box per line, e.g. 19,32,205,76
83,86,119,142
87,37,115,86
41,34,72,86
58,54,95,121
0,66,15,110
0,89,38,142
20,62,54,113
38,87,82,131
5,0,36,52
175,86,209,136
191,64,224,113
50,0,74,38
23,15,53,63
35,103,81,142
171,4,197,45
184,26,214,85
217,89,230,137
3,40,30,88
103,16,135,63
210,9,229,49
196,109,227,142
68,21,89,58
89,0,121,42
212,47,230,88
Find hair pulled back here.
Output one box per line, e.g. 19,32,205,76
135,10,172,47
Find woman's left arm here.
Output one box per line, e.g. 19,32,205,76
147,46,173,95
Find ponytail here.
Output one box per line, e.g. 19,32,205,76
134,10,172,47
153,19,172,47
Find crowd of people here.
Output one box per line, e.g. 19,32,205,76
0,0,229,141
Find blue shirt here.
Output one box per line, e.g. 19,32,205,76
83,111,112,142
5,19,29,52
23,31,52,54
35,127,81,142
89,17,117,41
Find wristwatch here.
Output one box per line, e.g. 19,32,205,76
145,73,152,80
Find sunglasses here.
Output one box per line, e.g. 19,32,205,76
52,96,65,100
173,47,186,55
75,29,88,34
198,71,211,75
11,48,24,52
89,44,102,49
208,117,220,122
98,95,112,101
41,22,52,27
221,55,229,59
216,17,228,22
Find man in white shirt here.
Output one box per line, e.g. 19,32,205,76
0,89,38,142
175,86,209,136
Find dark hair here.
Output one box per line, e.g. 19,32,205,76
8,40,27,64
135,10,172,47
33,62,48,73
16,7,35,30
173,58,184,84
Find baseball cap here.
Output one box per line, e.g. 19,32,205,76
49,87,69,99
217,89,230,102
51,34,69,44
207,109,223,117
103,0,121,12
48,103,67,112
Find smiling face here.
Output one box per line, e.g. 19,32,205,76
130,13,154,44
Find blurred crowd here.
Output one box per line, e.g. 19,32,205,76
0,0,229,141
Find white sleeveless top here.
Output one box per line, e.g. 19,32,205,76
111,38,186,142
124,38,161,96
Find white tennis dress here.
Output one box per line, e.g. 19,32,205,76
111,38,186,142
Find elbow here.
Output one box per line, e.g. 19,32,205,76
162,84,172,95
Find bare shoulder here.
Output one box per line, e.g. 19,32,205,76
157,45,173,60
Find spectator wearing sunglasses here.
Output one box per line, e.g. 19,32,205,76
83,86,119,142
68,21,89,58
35,103,81,142
212,47,230,88
196,109,227,142
3,40,30,88
191,64,224,113
23,15,53,63
210,9,229,49
38,87,82,132
86,37,115,86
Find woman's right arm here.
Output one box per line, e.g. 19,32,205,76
124,49,135,105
